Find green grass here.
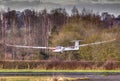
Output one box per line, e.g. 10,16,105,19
0,69,120,73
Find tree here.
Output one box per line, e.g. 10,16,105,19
72,6,79,16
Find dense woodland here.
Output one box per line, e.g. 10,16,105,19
0,7,120,62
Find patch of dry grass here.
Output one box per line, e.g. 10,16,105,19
0,76,90,81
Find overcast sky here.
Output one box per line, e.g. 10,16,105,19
0,0,120,16
0,0,119,4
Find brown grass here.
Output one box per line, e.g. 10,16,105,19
0,60,120,70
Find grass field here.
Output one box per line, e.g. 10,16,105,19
0,69,120,73
0,76,54,81
0,76,90,81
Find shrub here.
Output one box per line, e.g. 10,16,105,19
103,60,116,70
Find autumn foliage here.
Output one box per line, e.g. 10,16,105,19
0,60,120,70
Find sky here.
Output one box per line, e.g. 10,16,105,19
0,0,120,16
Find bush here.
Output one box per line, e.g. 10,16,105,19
0,60,120,70
103,60,116,70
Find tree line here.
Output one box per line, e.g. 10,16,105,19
0,7,120,61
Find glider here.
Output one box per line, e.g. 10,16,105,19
6,38,116,53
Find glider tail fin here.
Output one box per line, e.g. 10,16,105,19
71,40,83,50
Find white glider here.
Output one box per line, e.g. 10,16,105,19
6,38,116,53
